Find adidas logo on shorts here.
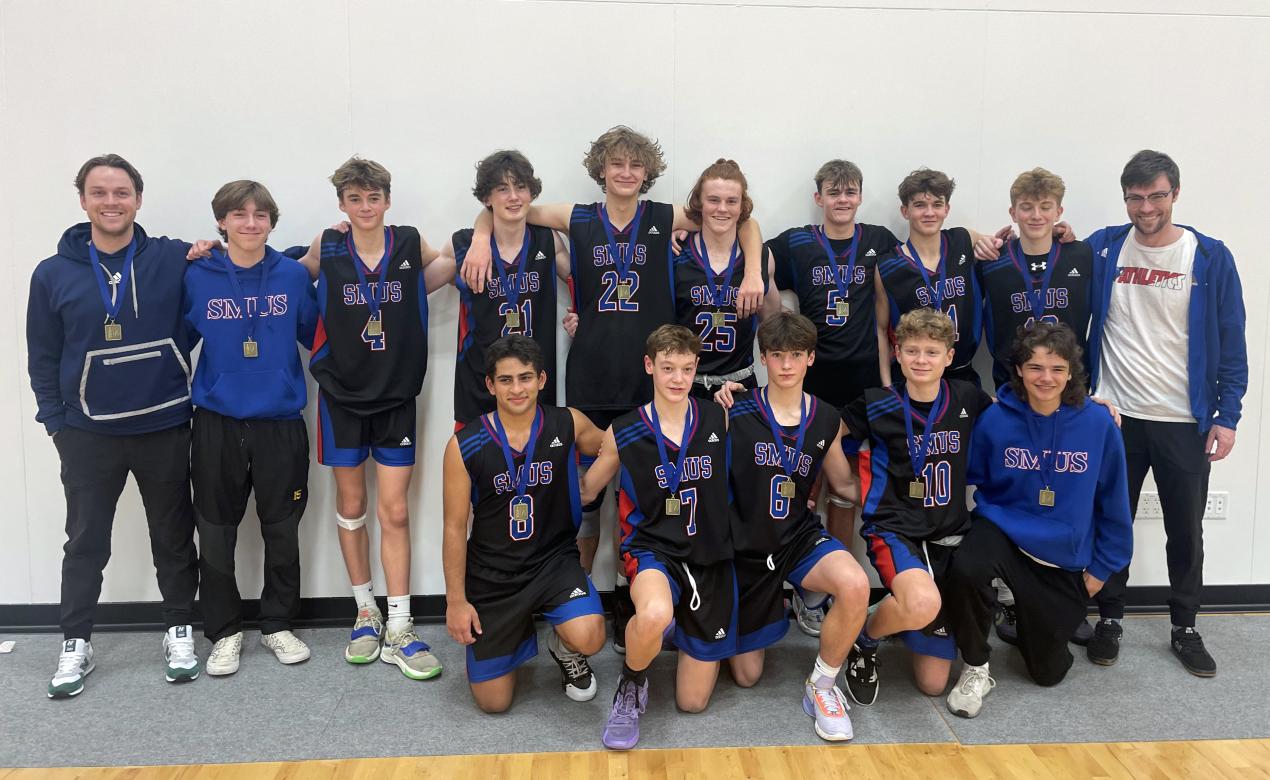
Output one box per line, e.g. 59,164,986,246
399,436,412,446
714,628,727,639
535,251,547,260
399,259,411,269
816,439,825,449
865,248,877,257
648,226,661,235
933,627,948,637
959,254,966,265
708,432,719,443
550,437,563,447
569,587,586,599
959,408,968,418
1068,267,1081,277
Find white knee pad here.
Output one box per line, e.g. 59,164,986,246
828,494,855,510
576,509,601,540
336,512,367,531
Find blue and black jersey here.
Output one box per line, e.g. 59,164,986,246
672,233,768,377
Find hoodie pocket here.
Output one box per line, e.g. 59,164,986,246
204,369,302,419
80,339,191,420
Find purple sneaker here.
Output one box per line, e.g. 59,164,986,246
602,678,649,750
802,675,854,741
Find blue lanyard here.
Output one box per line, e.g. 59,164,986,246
599,202,644,285
813,224,860,302
88,238,137,323
758,386,808,479
490,226,531,310
648,399,695,495
690,233,739,308
895,382,944,479
346,227,392,322
490,406,543,504
905,234,948,311
1006,239,1061,323
1025,407,1062,492
220,250,271,344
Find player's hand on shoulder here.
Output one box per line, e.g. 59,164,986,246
1055,221,1076,244
712,381,746,409
973,227,1009,261
330,220,351,233
670,229,689,254
446,599,482,645
461,231,494,294
185,239,223,262
1090,396,1121,428
562,311,579,338
737,273,763,318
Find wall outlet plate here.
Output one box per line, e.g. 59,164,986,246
1136,491,1227,520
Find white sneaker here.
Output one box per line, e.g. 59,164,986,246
48,638,94,698
261,630,311,664
162,625,200,683
207,632,243,676
792,590,829,637
946,663,995,718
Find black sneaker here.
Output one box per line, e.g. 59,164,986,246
1071,618,1094,647
994,603,1019,646
845,643,879,706
1171,627,1217,678
1087,619,1122,666
547,630,598,701
612,584,634,654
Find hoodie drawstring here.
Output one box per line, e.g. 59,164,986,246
682,562,702,612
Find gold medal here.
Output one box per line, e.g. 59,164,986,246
512,501,529,522
367,317,383,337
778,479,796,499
665,497,681,516
103,322,122,342
242,339,258,358
712,310,726,328
505,310,520,329
616,281,632,301
1039,488,1056,507
835,300,850,318
909,480,926,499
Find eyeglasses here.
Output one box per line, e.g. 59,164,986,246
1123,189,1175,206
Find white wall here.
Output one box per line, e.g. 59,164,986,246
2,0,1267,606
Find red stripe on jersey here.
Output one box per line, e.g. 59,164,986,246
866,532,898,589
315,395,326,463
457,299,471,355
311,316,328,356
857,449,874,505
617,487,637,548
566,275,578,312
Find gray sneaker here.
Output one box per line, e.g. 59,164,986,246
792,590,828,637
946,664,995,718
48,639,94,699
382,626,442,680
345,606,384,664
162,625,200,683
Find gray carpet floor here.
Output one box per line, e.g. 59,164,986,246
0,614,1266,767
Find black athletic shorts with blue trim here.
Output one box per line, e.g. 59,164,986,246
464,547,603,683
623,548,737,661
861,524,957,660
735,522,847,654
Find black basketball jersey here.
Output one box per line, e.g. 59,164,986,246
614,398,732,565
768,223,898,364
453,226,559,424
842,379,992,541
877,228,982,372
458,405,581,573
978,239,1093,387
727,389,843,555
672,233,769,377
310,226,428,414
566,201,676,411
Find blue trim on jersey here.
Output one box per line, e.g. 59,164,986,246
459,429,491,462
567,444,582,530
866,396,902,418
456,291,477,363
862,527,929,577
736,616,790,654
862,441,891,516
317,393,368,468
787,532,846,588
310,271,332,366
465,633,539,683
372,440,415,467
628,551,682,603
729,398,760,418
543,576,604,625
417,271,429,339
787,230,816,249
618,466,646,556
615,419,650,448
840,436,862,457
570,204,594,227
901,628,956,660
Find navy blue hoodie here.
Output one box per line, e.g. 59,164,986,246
183,248,317,420
27,223,193,436
968,385,1132,582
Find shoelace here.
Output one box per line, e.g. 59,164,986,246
559,652,590,679
960,668,996,695
56,650,86,675
850,653,876,682
393,630,430,656
268,632,305,653
211,635,241,660
1174,630,1205,649
353,610,383,635
167,635,196,664
812,685,849,717
610,684,641,723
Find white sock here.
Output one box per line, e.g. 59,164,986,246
386,595,412,634
351,581,376,611
812,655,841,688
615,570,628,587
994,579,1015,606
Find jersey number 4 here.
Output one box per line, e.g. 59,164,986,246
361,321,386,351
597,270,640,313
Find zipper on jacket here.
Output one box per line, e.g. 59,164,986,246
102,350,162,366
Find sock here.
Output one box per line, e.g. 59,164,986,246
620,663,647,687
351,581,376,611
856,626,880,650
615,570,629,587
1173,625,1195,634
386,595,411,634
811,655,841,688
994,580,1015,607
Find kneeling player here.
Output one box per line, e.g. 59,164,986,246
842,309,993,704
442,336,607,713
584,325,736,750
714,312,871,741
941,323,1131,718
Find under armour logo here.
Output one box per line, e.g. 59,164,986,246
1030,262,1046,272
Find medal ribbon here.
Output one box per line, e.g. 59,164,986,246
894,381,946,481
599,202,644,286
490,225,531,311
1006,239,1061,323
648,399,695,496
491,405,543,505
1025,406,1062,493
689,233,739,309
220,250,271,345
813,224,860,304
346,227,394,323
88,237,137,324
904,233,949,311
758,387,809,480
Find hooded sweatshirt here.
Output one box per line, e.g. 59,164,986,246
27,223,193,436
183,248,317,420
967,384,1132,582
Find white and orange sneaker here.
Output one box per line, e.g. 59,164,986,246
802,675,853,741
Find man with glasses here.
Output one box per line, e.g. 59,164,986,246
1081,150,1247,676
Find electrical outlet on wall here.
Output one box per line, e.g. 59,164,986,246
1136,491,1227,520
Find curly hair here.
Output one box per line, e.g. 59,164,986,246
472,150,543,205
685,159,753,226
1008,322,1088,407
898,167,955,206
582,126,666,193
894,308,955,349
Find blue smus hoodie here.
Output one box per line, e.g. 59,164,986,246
968,385,1132,582
183,248,317,420
1086,224,1247,432
27,223,193,436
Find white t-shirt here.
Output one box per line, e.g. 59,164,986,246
1097,229,1197,422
